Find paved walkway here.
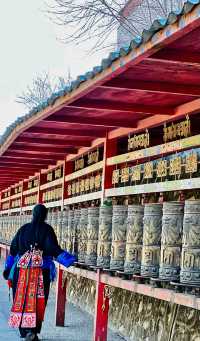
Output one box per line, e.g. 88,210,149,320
0,261,125,341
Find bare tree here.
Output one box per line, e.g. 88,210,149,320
16,70,72,110
47,0,185,51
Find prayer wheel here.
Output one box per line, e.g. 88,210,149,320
85,207,99,266
66,210,74,252
61,208,69,249
124,205,144,274
110,205,127,270
97,206,113,268
159,202,184,281
180,200,200,285
57,209,63,243
51,209,57,237
141,203,162,278
78,208,88,263
72,209,81,255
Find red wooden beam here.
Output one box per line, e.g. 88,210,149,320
4,151,64,161
0,164,41,170
153,49,200,65
148,57,200,68
44,115,138,128
10,144,77,154
69,100,171,115
27,126,107,138
16,137,91,148
0,157,56,166
102,79,200,97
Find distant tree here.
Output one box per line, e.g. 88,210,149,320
47,0,185,51
16,70,72,110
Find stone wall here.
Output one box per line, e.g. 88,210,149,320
66,274,200,341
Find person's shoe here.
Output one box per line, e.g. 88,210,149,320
25,333,36,341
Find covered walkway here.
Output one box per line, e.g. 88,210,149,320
0,261,125,341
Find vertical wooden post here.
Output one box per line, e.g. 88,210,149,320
55,266,67,327
101,134,117,205
93,270,110,341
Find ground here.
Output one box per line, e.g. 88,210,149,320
0,260,126,341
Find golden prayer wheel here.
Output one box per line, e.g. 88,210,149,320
97,206,113,269
110,205,127,270
124,205,144,274
181,200,200,285
159,202,184,281
141,203,162,278
85,207,99,266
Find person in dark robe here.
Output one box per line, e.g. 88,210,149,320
2,204,76,341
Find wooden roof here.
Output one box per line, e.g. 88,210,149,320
1,1,200,190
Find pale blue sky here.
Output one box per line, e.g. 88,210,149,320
0,1,114,135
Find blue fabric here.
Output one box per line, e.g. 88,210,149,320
5,255,15,270
56,251,76,268
7,254,57,282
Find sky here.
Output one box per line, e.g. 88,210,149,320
0,1,115,135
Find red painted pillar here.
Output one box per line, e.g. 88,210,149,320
93,270,110,341
55,266,67,326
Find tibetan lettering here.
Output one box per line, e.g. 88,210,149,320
90,176,95,191
55,167,62,179
163,116,191,143
76,181,80,194
121,167,129,183
128,130,149,151
85,178,90,191
169,157,182,176
112,169,120,185
144,162,153,179
156,160,167,178
75,158,84,171
131,165,141,182
88,149,99,165
95,174,101,189
47,172,53,182
185,152,198,174
80,179,85,192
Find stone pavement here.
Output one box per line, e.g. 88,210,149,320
0,260,126,341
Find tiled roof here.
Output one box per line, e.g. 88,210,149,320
1,0,200,147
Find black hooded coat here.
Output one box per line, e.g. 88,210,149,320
10,204,64,338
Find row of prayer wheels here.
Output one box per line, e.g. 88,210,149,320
0,212,32,244
0,200,200,286
62,201,200,286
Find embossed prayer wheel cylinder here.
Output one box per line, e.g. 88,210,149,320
56,210,63,243
72,209,81,255
61,208,69,249
85,207,99,266
110,205,127,270
65,210,74,252
159,202,184,281
141,203,162,278
97,206,113,269
78,208,88,263
124,205,144,274
180,200,200,285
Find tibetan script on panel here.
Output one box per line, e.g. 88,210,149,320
163,116,191,143
75,157,84,171
128,129,149,151
88,149,99,165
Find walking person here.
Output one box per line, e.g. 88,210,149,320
2,204,76,341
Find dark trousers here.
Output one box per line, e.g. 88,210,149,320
12,268,51,337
